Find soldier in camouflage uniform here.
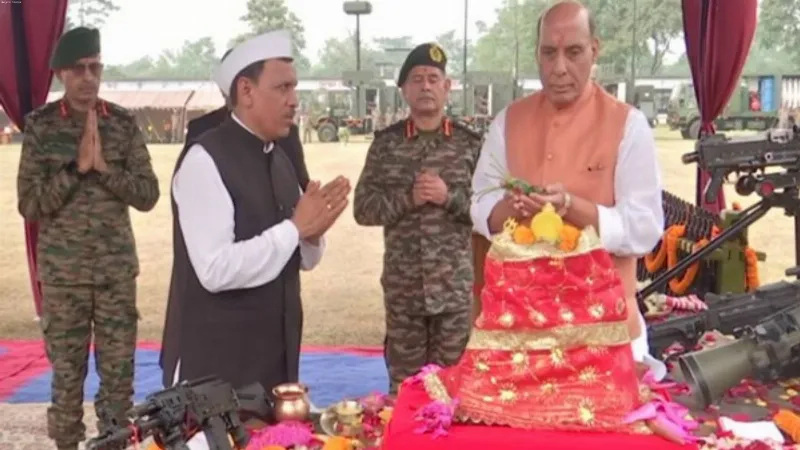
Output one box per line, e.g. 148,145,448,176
353,43,482,393
15,27,160,450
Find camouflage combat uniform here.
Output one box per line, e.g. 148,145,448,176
16,99,160,449
353,117,482,393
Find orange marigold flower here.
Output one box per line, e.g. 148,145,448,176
558,225,581,251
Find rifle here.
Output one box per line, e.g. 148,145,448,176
648,279,800,358
86,376,252,450
638,130,800,304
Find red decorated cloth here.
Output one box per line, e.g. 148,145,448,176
381,380,699,450
431,244,645,431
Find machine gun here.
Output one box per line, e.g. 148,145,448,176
648,279,800,357
637,130,800,303
684,130,800,204
86,376,251,450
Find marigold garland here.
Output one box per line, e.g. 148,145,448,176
644,225,683,273
643,241,666,273
744,247,760,292
656,222,760,295
667,234,709,295
710,222,760,292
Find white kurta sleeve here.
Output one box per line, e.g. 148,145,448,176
596,109,665,257
172,144,302,293
295,183,325,270
471,108,509,239
299,235,325,270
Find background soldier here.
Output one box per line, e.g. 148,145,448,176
353,43,482,393
302,111,314,143
16,27,160,450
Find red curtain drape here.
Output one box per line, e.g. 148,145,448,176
682,0,758,213
0,0,69,317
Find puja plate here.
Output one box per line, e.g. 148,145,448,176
319,404,362,438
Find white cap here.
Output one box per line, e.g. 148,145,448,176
212,29,293,98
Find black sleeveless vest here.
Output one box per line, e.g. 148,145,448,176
160,118,304,393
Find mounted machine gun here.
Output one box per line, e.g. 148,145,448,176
639,128,800,304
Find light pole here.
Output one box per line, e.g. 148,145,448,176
629,0,637,105
344,1,373,117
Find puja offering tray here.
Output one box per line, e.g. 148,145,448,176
319,394,395,448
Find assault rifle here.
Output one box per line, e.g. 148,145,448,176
648,279,800,358
86,376,255,450
637,130,800,304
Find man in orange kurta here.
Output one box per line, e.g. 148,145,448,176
471,1,664,371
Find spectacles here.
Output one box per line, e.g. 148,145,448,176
68,62,104,76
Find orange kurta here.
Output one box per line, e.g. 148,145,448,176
504,83,639,334
419,84,649,433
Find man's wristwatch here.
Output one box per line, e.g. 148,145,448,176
557,192,572,217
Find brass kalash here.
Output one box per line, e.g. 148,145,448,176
272,383,312,422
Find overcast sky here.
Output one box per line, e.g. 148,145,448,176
99,0,506,65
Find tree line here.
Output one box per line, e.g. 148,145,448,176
68,0,800,81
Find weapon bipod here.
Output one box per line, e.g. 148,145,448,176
637,183,800,309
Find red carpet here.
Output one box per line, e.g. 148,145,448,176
382,381,699,450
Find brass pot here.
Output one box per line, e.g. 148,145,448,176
272,383,311,422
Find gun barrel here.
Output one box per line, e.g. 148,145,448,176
85,418,161,450
86,428,136,450
682,151,699,164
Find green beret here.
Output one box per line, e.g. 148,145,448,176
397,43,447,86
50,27,101,69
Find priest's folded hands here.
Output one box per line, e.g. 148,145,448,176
292,175,351,240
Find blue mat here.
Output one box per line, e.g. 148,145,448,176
4,348,389,407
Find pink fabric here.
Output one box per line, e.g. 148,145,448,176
623,372,701,445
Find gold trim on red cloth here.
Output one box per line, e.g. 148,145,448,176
489,225,603,261
421,369,653,434
467,321,631,351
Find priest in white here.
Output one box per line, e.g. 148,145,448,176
159,30,351,398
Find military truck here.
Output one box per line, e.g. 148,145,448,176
666,74,800,139
447,72,516,134
594,65,658,127
313,71,384,142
